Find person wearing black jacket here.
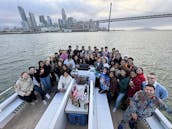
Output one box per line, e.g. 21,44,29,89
29,66,50,105
38,61,52,94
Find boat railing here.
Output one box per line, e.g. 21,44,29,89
0,86,15,104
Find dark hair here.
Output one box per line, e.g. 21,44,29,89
21,72,27,76
63,70,70,75
28,66,35,70
128,57,134,61
38,60,44,66
145,84,155,90
137,67,144,72
149,72,156,76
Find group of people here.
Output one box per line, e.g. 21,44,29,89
14,45,171,129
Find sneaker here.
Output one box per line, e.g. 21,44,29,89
118,124,124,129
35,100,38,103
46,94,51,99
42,100,47,105
30,102,35,105
113,107,117,112
129,118,137,129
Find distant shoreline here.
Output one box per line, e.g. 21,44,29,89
0,29,172,35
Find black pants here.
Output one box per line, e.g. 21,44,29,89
18,90,36,102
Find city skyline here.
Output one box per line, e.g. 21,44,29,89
1,0,172,30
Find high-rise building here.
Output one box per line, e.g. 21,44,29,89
39,15,47,26
62,8,67,25
29,12,37,30
18,6,27,22
47,16,52,26
17,6,29,29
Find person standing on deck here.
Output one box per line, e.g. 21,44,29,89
118,84,172,129
113,68,130,112
142,72,168,100
29,66,50,105
38,61,52,94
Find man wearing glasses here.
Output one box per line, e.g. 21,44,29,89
142,72,168,100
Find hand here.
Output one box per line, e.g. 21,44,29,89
131,113,138,121
60,88,66,92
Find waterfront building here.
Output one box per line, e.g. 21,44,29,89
39,15,48,27
29,12,38,30
47,16,53,26
17,6,29,30
62,8,67,25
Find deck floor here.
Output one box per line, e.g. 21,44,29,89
3,93,149,129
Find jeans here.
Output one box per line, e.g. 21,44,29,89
34,85,46,100
40,75,52,93
114,92,126,108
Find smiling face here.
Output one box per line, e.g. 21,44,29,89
144,85,155,98
22,72,29,80
136,67,143,74
147,74,156,85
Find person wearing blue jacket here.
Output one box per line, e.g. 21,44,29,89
142,72,168,100
99,67,110,93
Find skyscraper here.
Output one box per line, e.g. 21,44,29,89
29,12,37,30
39,15,47,27
47,16,52,26
62,8,67,25
18,6,27,22
18,6,29,29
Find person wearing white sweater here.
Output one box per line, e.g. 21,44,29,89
58,70,72,92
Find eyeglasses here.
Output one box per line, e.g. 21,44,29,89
147,76,155,80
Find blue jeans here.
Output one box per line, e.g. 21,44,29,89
34,85,46,100
114,93,126,108
40,75,52,93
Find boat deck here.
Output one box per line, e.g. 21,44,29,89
2,92,148,129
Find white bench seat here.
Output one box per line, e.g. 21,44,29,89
0,95,23,128
34,93,64,129
145,108,172,129
94,88,114,129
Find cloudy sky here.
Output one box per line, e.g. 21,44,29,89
0,0,172,29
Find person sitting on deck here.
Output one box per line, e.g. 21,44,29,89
142,72,168,100
99,67,110,94
14,72,37,103
58,70,73,93
118,84,172,129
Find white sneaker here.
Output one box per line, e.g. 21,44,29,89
30,102,35,105
113,108,117,112
43,100,47,105
46,94,51,99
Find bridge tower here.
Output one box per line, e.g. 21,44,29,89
108,2,112,31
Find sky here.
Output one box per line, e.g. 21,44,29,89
0,0,172,29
